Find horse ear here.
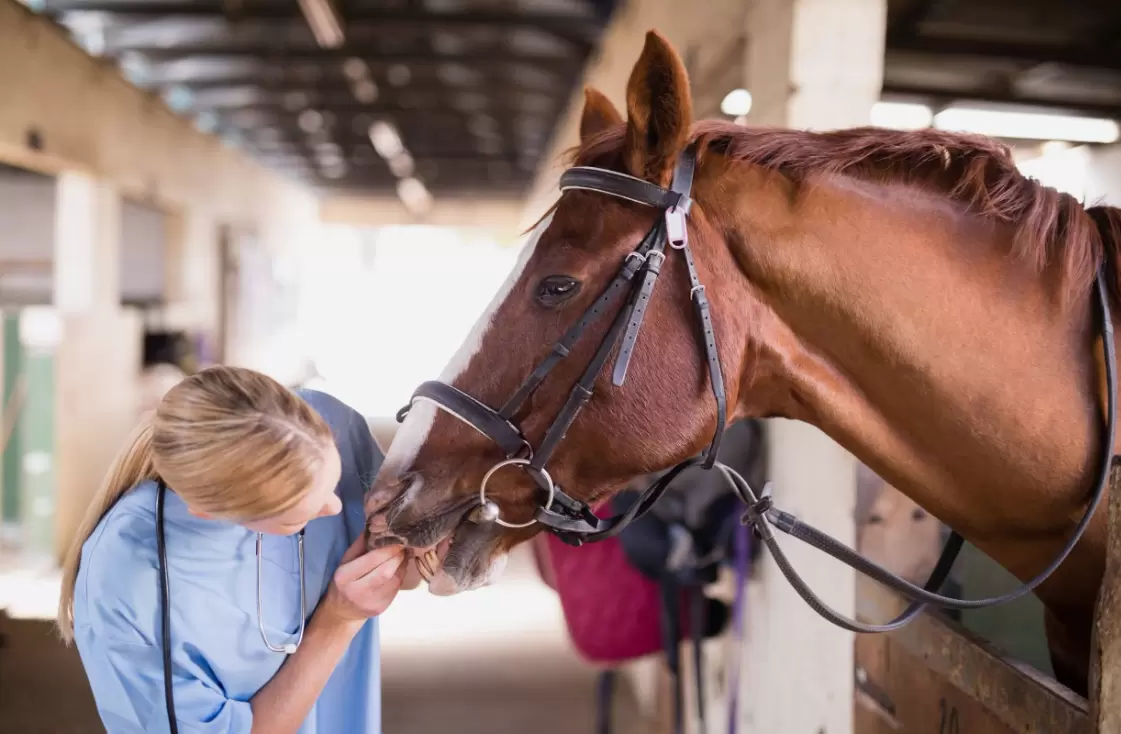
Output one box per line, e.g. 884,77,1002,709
579,87,623,142
623,30,693,185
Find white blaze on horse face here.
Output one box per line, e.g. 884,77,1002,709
379,212,556,486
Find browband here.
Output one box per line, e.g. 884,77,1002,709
560,166,694,214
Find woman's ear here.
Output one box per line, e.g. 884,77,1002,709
622,30,694,186
579,87,623,143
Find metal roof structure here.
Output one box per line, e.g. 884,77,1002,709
29,0,1121,206
882,0,1121,120
38,0,619,205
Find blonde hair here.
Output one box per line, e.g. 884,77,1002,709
56,365,333,644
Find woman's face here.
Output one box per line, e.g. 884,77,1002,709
228,444,344,536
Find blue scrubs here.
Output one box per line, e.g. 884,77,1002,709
72,389,384,733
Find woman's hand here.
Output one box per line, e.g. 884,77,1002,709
321,535,405,624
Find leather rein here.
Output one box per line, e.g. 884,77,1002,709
396,147,1119,634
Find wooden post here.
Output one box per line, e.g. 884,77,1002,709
1090,461,1121,733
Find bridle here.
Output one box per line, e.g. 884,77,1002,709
397,145,724,546
396,146,1119,635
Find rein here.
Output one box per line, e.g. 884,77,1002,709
395,147,1118,636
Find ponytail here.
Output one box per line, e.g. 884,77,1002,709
56,416,158,644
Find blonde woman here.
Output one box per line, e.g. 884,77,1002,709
57,365,415,734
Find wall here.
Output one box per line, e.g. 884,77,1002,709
0,0,318,366
1086,143,1121,206
0,0,323,558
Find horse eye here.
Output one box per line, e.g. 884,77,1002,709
536,275,582,307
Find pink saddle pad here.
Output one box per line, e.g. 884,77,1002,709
530,518,667,665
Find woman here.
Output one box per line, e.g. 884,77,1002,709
57,365,412,733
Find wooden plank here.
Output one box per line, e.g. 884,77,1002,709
857,593,1090,734
856,631,1021,734
1090,463,1121,733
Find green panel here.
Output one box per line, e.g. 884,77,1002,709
2,310,22,528
16,308,58,557
958,542,1054,677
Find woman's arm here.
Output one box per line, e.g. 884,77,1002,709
248,537,404,734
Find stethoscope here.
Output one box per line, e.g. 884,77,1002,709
156,480,307,734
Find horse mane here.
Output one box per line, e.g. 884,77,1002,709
569,120,1121,306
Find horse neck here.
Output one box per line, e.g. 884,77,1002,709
715,169,1112,618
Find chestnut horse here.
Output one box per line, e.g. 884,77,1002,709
365,29,1121,696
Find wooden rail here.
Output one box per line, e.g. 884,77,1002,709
854,464,1121,734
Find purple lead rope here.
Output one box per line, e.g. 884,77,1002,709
727,522,750,734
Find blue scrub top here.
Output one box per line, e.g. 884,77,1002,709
72,389,384,734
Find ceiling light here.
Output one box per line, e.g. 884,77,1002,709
468,115,498,137
369,120,404,159
162,84,193,112
353,80,378,104
933,107,1120,144
387,64,412,87
298,109,324,133
1040,140,1073,156
720,88,753,117
298,0,345,49
476,137,502,156
342,57,368,80
387,152,415,178
871,101,933,130
194,111,218,133
283,91,311,111
397,177,432,215
321,161,347,179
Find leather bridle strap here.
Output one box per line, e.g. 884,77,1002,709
611,151,695,387
399,381,529,459
396,147,729,546
559,165,694,213
498,222,663,421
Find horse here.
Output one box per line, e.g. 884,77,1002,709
364,28,1121,698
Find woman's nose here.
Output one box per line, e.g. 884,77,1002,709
322,494,343,517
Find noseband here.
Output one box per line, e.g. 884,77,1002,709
397,146,725,545
396,147,1119,635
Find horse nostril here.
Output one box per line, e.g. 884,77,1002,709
365,471,419,518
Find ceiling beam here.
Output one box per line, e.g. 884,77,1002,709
109,46,579,74
45,3,599,48
177,83,542,109
886,0,939,41
881,82,1121,118
886,35,1121,72
1095,14,1121,50
179,79,554,104
194,98,557,116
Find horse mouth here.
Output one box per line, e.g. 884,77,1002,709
368,500,478,589
410,537,454,583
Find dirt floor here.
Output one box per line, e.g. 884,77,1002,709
0,546,650,733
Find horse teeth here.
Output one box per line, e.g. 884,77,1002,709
413,549,440,582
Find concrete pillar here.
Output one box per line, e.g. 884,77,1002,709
736,2,886,734
51,170,143,562
54,171,120,314
1086,144,1121,206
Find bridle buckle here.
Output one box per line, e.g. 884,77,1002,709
665,206,688,249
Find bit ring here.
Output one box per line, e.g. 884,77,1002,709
478,458,555,529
